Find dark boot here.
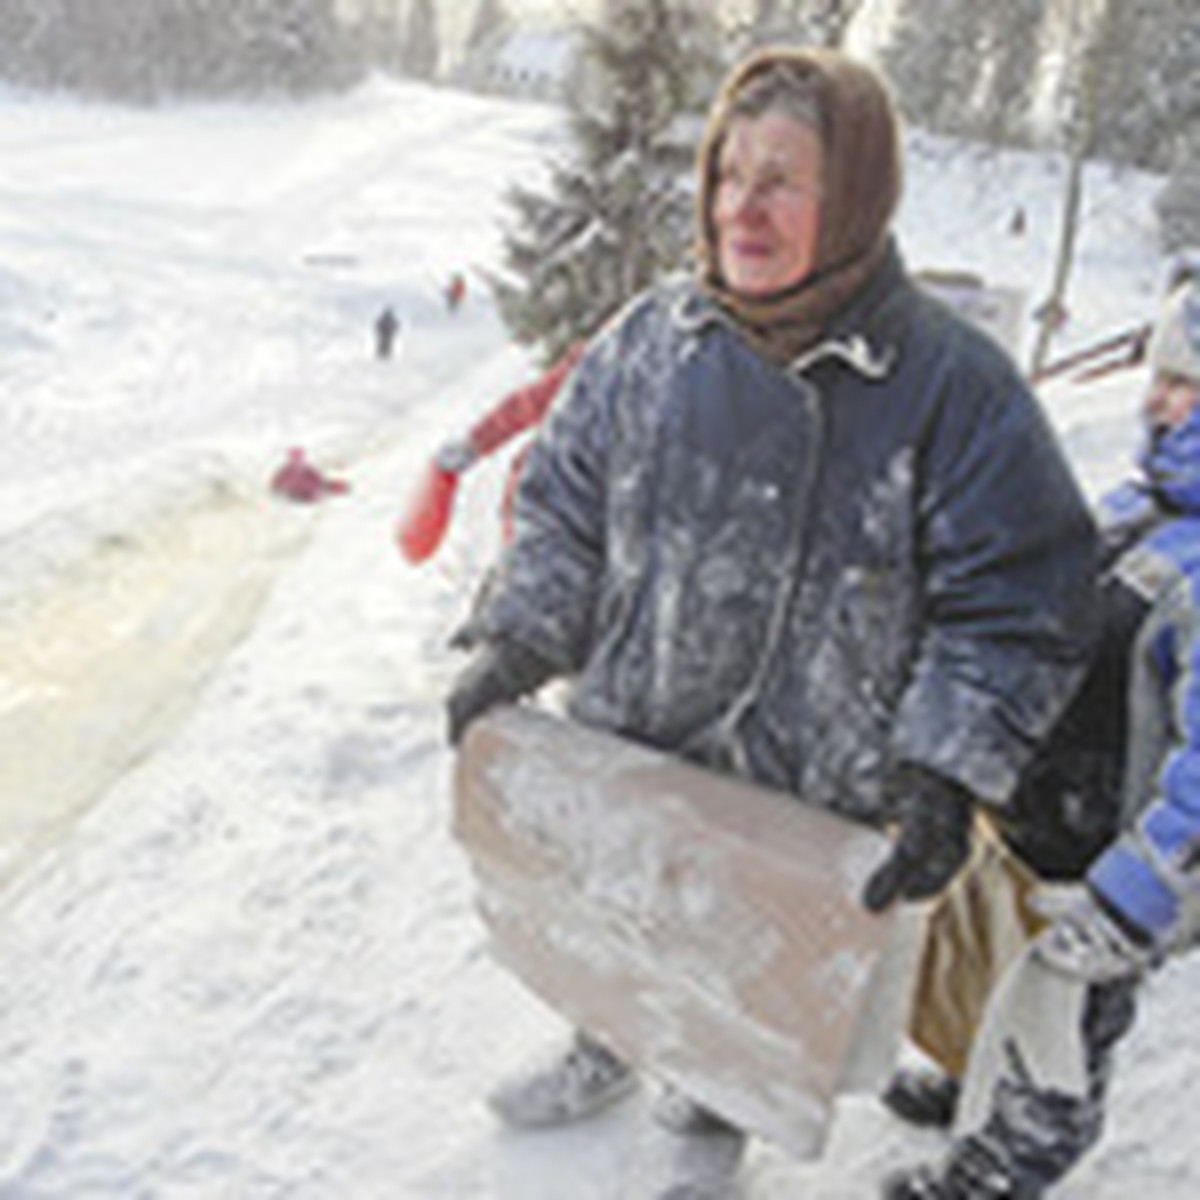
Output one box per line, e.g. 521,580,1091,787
882,1134,1044,1198
883,979,1138,1200
882,1067,961,1129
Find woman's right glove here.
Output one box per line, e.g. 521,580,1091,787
446,638,557,746
862,765,974,912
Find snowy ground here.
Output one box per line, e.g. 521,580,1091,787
1,76,1197,1198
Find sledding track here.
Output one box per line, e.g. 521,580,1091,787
0,482,315,892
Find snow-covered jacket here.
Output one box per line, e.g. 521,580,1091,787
477,249,1097,825
1087,411,1200,948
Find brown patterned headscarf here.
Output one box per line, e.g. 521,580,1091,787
696,47,903,365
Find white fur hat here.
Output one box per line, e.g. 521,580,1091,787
1149,280,1200,383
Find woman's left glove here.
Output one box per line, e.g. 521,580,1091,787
1033,888,1158,982
446,638,556,746
862,765,974,912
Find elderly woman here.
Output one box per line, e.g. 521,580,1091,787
447,46,1097,1193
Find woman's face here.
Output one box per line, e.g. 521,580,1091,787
713,111,823,298
1144,370,1200,433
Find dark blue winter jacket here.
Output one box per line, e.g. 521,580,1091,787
478,248,1097,825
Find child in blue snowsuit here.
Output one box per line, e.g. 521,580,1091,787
887,275,1200,1198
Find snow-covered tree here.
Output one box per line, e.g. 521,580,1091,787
0,0,356,100
881,0,988,137
738,0,866,51
464,0,511,58
402,0,440,81
973,0,1047,146
1158,124,1200,254
881,0,1048,146
490,0,721,361
354,0,404,77
1085,0,1200,170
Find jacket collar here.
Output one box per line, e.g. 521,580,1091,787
671,241,906,382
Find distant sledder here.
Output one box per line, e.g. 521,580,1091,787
269,447,350,504
442,45,1096,1200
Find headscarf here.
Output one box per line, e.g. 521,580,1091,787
695,47,903,365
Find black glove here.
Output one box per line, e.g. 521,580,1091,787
446,638,556,746
446,620,479,652
862,765,974,913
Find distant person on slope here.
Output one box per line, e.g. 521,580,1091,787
374,306,400,360
442,46,1096,1198
886,276,1200,1199
270,447,350,504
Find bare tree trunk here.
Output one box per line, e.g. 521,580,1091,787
1029,0,1107,377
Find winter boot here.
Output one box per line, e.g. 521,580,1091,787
881,1133,1043,1199
881,1067,961,1129
638,1085,746,1200
486,1030,636,1128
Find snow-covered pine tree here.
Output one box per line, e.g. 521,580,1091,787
973,0,1047,147
1087,0,1200,171
881,0,1048,147
464,0,511,58
738,0,866,52
488,0,723,363
1158,123,1200,254
402,0,440,81
881,0,990,138
0,0,355,99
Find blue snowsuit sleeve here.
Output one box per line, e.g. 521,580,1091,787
1090,568,1200,946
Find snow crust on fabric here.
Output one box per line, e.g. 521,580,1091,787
454,706,917,1161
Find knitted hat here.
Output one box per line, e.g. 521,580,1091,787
1148,280,1200,384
